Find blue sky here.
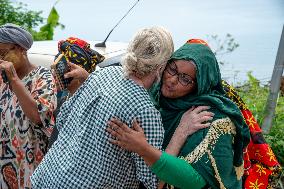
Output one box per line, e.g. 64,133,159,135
15,0,284,83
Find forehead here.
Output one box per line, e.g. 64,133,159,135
174,59,196,77
0,43,14,49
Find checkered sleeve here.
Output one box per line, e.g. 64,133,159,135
133,107,164,189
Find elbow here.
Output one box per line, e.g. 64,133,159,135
33,117,42,125
29,112,42,125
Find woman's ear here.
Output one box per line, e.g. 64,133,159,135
22,50,27,56
13,45,27,56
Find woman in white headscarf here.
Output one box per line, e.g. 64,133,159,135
0,23,57,189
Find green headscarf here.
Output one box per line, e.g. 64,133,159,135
150,43,250,188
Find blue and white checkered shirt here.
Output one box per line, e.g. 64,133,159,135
31,66,164,189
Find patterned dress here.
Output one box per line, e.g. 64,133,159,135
0,66,57,189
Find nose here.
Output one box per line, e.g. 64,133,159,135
167,74,179,85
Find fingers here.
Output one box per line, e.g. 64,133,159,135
192,106,211,114
109,118,132,133
106,127,121,138
0,61,12,69
64,69,77,79
65,62,81,78
107,120,124,136
67,61,79,69
197,122,211,129
0,61,18,80
65,62,89,82
198,111,214,118
109,138,122,147
198,116,213,123
132,119,143,132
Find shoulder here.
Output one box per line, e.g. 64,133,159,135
91,66,122,77
138,107,162,118
183,117,235,163
210,117,236,135
32,66,53,81
136,107,163,131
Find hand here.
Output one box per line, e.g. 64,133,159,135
177,106,214,137
106,118,149,155
166,106,214,156
0,60,19,83
64,62,89,94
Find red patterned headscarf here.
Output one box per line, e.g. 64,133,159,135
57,37,105,73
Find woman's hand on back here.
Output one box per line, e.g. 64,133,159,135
107,118,163,166
106,118,149,155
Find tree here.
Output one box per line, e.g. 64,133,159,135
207,33,239,65
0,0,63,40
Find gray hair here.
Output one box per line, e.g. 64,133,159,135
122,26,174,77
0,23,33,50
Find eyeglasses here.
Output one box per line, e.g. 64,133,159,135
165,61,195,86
0,46,15,60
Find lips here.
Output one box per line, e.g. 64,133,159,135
164,84,174,92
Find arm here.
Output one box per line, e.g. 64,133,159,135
106,107,212,189
166,106,214,155
0,60,41,123
107,119,206,189
151,152,206,189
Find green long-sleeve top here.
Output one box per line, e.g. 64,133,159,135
150,152,206,189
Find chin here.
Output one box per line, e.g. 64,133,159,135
161,88,177,99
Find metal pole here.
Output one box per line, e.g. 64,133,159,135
262,25,284,134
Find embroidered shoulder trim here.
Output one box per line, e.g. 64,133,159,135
181,117,236,164
178,117,236,189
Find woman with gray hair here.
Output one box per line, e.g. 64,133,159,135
0,23,57,189
31,26,175,189
122,27,173,78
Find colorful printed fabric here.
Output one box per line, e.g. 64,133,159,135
0,66,57,189
57,37,105,73
222,81,281,189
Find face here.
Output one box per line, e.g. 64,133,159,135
161,59,197,98
0,43,24,70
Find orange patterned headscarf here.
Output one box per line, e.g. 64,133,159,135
186,39,209,47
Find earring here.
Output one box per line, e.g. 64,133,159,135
22,51,27,56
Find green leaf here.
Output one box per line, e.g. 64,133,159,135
47,7,59,27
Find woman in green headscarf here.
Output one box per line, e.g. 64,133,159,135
107,41,250,189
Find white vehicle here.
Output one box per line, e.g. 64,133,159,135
28,41,128,69
27,0,140,70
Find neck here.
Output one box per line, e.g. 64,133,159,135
16,58,36,79
129,73,156,90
